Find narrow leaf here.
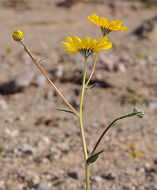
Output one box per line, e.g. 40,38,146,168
56,108,77,116
86,150,104,164
85,83,97,90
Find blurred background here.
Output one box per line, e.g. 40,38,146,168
0,0,157,190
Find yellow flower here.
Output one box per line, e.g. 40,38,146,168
88,13,127,36
62,36,112,58
12,30,23,41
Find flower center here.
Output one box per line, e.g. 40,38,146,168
79,49,93,58
101,27,111,36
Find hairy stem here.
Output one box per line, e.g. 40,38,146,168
78,58,89,190
20,41,77,115
85,163,90,190
91,112,137,155
78,57,88,160
85,52,99,86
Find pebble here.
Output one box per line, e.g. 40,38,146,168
122,186,131,190
5,128,19,137
145,185,157,190
19,144,36,154
101,173,116,180
35,182,48,190
114,63,126,72
0,99,8,110
44,89,55,100
0,71,34,94
94,176,103,184
91,122,99,128
4,117,13,123
34,74,46,87
67,166,80,180
99,53,115,71
148,101,157,112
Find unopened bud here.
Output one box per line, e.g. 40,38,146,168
133,107,144,118
12,30,23,41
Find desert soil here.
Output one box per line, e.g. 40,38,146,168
0,0,157,190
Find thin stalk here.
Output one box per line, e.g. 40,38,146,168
85,163,90,190
78,57,88,160
20,41,77,115
85,52,99,86
91,112,137,155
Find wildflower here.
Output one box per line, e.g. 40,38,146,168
88,13,127,36
12,30,23,41
62,36,112,59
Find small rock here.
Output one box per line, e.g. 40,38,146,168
122,186,131,190
145,185,157,190
4,117,13,123
0,180,5,189
99,53,115,71
0,71,34,94
0,99,8,110
5,128,19,137
35,182,48,190
148,101,157,112
101,173,115,180
91,122,99,128
44,90,55,100
114,63,126,72
19,144,35,154
56,65,64,78
94,176,102,183
67,166,80,180
34,74,46,87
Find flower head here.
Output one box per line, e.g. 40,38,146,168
12,30,23,41
62,36,112,58
88,13,127,36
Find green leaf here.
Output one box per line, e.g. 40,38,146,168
86,150,104,164
85,83,97,90
56,108,77,116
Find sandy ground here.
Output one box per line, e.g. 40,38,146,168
0,0,157,190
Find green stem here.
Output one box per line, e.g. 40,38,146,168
85,163,90,190
91,112,137,155
78,58,88,160
78,58,89,190
85,52,99,87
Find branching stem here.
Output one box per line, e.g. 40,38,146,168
85,52,99,86
91,112,137,155
20,41,78,115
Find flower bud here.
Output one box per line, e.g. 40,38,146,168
12,30,23,41
133,107,144,118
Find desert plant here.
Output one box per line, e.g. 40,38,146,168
12,13,144,190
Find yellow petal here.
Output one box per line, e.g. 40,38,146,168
72,36,82,50
82,36,90,49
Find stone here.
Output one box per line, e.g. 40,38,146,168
147,100,157,112
114,63,126,72
4,117,13,123
0,99,7,110
122,186,131,190
19,144,35,154
99,53,115,71
34,74,46,87
101,173,115,180
0,71,34,94
35,182,48,190
67,166,80,180
44,90,55,100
